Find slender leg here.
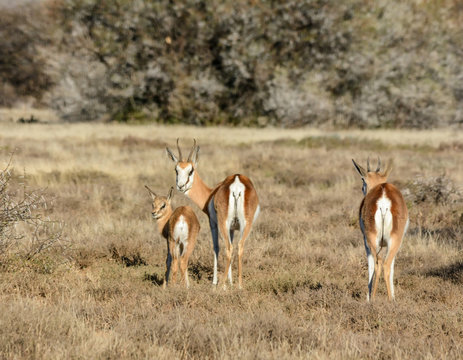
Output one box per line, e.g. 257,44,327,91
210,220,219,286
372,256,382,300
237,224,252,289
383,259,392,300
364,234,375,302
164,248,172,289
180,256,189,288
222,243,233,289
228,229,234,284
171,240,179,285
181,233,197,289
389,258,396,299
383,236,401,301
367,253,374,301
171,256,178,285
219,221,232,289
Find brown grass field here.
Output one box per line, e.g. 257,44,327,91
0,123,462,359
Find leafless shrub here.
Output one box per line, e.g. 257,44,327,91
0,157,64,267
405,175,460,205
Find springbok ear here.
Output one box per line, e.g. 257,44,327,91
352,159,367,178
166,147,178,163
191,146,200,166
145,185,157,200
381,159,393,178
167,187,174,202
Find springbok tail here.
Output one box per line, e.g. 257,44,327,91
380,210,387,244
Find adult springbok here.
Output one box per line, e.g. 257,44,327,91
166,139,260,289
352,158,409,301
145,186,200,288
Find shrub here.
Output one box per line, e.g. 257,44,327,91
0,157,64,268
3,0,463,127
406,175,460,206
46,0,353,124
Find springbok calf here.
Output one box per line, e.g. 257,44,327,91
352,158,409,301
166,139,260,289
145,186,200,288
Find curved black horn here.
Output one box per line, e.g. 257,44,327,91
176,138,183,161
187,139,197,162
376,157,381,172
367,157,371,172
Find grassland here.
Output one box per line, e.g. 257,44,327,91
0,123,462,359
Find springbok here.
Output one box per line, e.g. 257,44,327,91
166,139,260,289
145,186,200,288
352,158,409,301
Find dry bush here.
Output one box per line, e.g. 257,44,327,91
404,174,463,248
406,174,460,205
19,0,457,127
0,157,65,270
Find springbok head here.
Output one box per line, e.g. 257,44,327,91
145,186,173,220
352,157,393,195
166,139,199,193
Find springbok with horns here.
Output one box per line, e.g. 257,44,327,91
166,139,260,289
352,158,409,301
145,186,200,288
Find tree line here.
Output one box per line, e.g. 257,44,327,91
1,0,462,127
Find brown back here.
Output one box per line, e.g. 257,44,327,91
212,174,259,222
168,206,200,238
360,183,408,237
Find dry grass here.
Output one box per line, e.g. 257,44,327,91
0,123,462,359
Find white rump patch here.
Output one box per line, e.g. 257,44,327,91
173,215,189,257
228,176,246,234
375,192,393,248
